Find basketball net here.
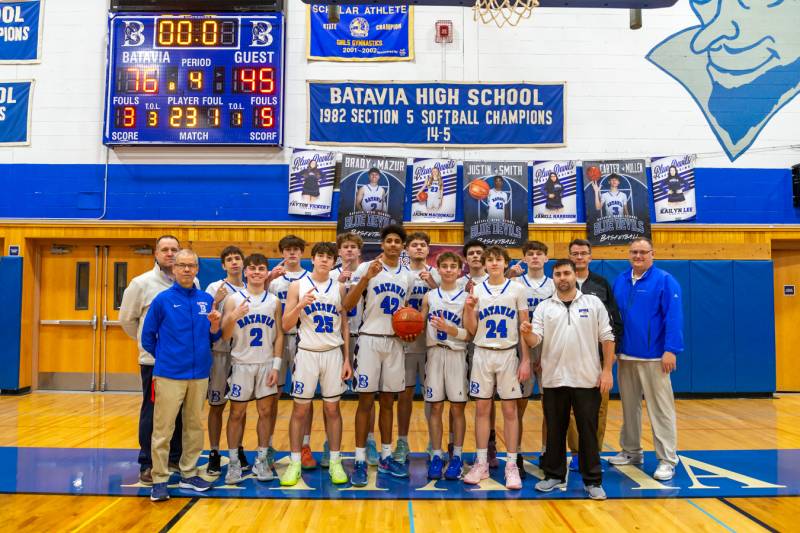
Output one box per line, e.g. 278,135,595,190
473,0,539,27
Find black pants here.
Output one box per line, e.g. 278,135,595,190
542,386,602,486
138,364,182,470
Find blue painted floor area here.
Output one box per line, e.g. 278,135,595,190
0,447,798,500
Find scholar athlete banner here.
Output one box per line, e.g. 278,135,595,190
0,0,43,63
532,160,578,224
0,80,32,145
288,149,336,218
582,159,651,246
651,154,697,222
337,154,406,243
463,161,528,247
307,4,413,62
410,158,457,223
307,81,565,147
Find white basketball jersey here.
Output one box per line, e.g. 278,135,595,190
406,265,441,353
205,278,245,352
473,280,527,350
457,272,488,291
601,191,628,217
426,181,442,209
514,274,555,320
426,287,468,351
330,266,363,334
229,289,279,364
269,269,309,334
296,276,344,351
487,190,509,220
353,260,416,336
360,184,386,212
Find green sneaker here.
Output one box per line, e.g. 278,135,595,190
279,461,302,487
328,459,348,485
266,446,277,468
392,439,410,464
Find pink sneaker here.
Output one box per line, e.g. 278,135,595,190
463,462,490,485
504,463,522,490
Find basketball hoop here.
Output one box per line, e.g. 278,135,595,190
473,0,539,27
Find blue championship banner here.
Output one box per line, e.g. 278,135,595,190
463,161,528,247
0,80,33,145
307,4,413,62
0,1,43,63
308,81,565,147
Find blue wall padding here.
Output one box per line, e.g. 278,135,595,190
0,257,23,390
732,261,776,392
656,261,693,393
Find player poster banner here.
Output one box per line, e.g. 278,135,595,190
410,158,457,223
288,149,336,217
0,80,32,145
463,161,528,247
583,159,651,246
651,154,697,222
0,0,43,63
308,81,565,147
337,154,406,243
307,5,413,62
532,160,578,224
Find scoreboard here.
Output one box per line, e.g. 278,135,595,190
103,12,284,145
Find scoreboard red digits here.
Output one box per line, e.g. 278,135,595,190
233,67,275,94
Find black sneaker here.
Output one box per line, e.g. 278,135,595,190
207,450,221,475
516,454,527,479
238,446,251,471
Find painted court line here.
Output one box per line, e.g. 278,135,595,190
70,497,122,533
159,496,199,533
686,499,735,533
407,500,415,533
718,498,779,533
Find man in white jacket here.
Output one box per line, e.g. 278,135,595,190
522,258,615,500
119,235,184,485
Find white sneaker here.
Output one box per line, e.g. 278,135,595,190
584,484,607,500
225,460,243,485
254,456,273,481
653,461,675,481
608,452,643,465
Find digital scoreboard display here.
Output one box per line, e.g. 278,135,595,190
103,12,284,145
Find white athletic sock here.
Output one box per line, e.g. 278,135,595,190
355,447,367,462
507,452,518,463
433,449,443,458
290,452,302,463
454,446,463,458
367,433,375,443
476,449,488,465
330,451,341,462
398,435,408,444
228,449,239,463
302,435,310,446
257,447,267,459
381,444,392,460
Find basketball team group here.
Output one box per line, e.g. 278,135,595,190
118,225,684,502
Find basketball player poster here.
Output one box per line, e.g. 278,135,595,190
462,160,528,247
410,158,457,223
651,154,697,222
337,153,406,243
582,159,651,246
288,149,336,217
532,160,578,224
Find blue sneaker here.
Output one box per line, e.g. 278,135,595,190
445,455,464,480
378,456,409,478
150,482,169,502
178,475,212,492
569,454,579,472
365,438,379,467
350,460,368,487
427,455,444,480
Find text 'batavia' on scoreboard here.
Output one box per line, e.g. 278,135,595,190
103,12,284,146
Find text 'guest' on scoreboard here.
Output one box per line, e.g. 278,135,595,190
103,12,284,146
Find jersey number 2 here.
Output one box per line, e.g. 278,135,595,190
249,328,263,346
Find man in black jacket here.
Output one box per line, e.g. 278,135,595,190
565,239,624,470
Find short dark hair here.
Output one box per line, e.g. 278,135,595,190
381,224,406,243
220,245,244,264
553,258,576,272
336,232,363,250
155,234,180,248
630,237,654,249
462,239,485,258
405,231,430,246
522,240,548,255
311,242,338,261
436,251,463,269
244,253,269,267
368,167,380,175
278,234,306,252
568,238,592,253
608,172,621,182
483,245,510,264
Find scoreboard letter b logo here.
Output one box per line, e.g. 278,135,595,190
123,21,144,47
251,21,273,47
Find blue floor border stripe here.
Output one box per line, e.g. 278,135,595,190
407,500,415,533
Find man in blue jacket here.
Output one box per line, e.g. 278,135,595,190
142,249,222,501
609,237,683,481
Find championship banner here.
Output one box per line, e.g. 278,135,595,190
651,154,697,222
307,4,413,62
307,81,565,147
532,160,578,224
410,158,457,223
582,159,651,246
0,0,43,63
463,161,528,247
337,154,406,243
0,80,32,145
288,149,336,218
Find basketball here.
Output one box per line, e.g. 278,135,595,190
468,179,490,200
586,166,602,182
417,190,428,202
392,306,425,338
